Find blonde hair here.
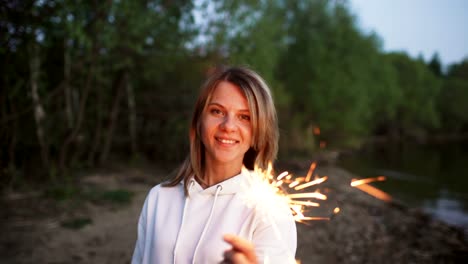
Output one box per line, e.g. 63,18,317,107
164,66,279,194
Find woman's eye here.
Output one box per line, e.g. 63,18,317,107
210,108,223,116
240,114,250,121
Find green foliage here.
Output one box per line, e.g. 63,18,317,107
447,59,468,80
438,60,468,132
386,53,441,134
438,79,468,130
428,53,443,77
2,0,468,186
275,1,383,147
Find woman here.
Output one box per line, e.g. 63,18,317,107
132,66,297,264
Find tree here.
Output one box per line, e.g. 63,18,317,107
428,52,443,77
438,59,468,132
385,52,441,139
275,0,386,149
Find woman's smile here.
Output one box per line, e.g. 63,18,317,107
201,81,253,168
215,137,239,145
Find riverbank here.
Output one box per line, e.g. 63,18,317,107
336,139,468,235
293,164,468,263
1,164,467,263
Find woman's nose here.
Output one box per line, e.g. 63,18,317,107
220,115,236,131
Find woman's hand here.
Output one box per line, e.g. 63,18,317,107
221,234,258,264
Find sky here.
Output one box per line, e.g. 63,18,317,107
349,0,468,66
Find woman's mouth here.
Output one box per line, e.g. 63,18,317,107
216,137,239,145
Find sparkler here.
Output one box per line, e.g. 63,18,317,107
240,162,338,264
240,161,391,263
242,162,338,224
243,162,391,221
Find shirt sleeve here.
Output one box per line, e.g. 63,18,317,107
131,189,151,264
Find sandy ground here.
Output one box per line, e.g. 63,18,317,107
1,167,158,264
1,164,468,264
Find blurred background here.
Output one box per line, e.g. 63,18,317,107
1,0,468,262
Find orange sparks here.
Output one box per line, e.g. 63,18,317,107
350,176,386,187
299,217,331,221
289,181,300,188
351,177,392,202
277,171,289,180
246,163,392,264
319,141,327,149
249,162,333,223
294,176,328,191
290,200,320,207
304,162,317,182
353,183,392,202
248,162,391,226
333,207,340,214
288,191,327,200
313,126,321,135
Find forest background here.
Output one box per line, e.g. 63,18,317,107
2,0,468,189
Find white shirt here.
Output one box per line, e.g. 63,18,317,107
131,169,297,264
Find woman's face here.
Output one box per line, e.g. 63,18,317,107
201,81,253,169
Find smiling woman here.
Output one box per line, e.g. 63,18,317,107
131,66,296,264
201,81,253,186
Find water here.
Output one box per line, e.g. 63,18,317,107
338,140,468,233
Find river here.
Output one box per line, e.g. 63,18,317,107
338,140,468,234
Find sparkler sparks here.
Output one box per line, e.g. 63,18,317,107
240,162,391,264
242,162,392,223
242,162,337,223
351,176,386,187
351,176,392,202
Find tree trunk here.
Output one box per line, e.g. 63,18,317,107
87,69,103,166
59,54,94,172
99,71,127,165
1,87,18,188
29,43,49,169
126,74,138,155
8,113,17,188
64,38,74,129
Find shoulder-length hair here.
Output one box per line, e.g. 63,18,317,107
164,66,279,194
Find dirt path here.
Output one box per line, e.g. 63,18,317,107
1,168,158,264
2,165,468,263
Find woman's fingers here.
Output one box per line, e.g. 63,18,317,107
223,234,257,264
223,249,251,264
223,234,255,255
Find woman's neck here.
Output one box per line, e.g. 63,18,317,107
202,161,243,188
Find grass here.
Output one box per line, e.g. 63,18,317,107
48,187,133,230
97,189,134,204
43,185,79,201
43,183,134,208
